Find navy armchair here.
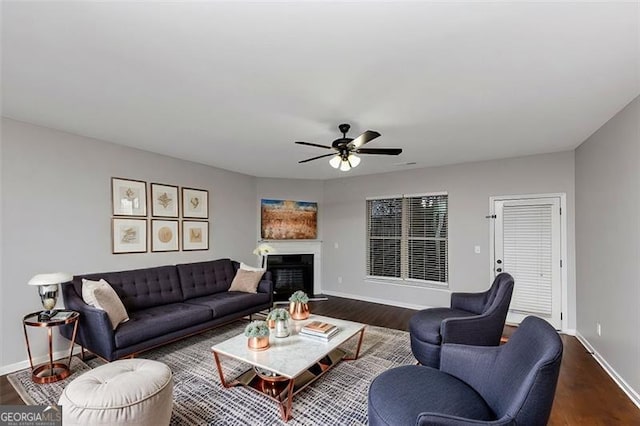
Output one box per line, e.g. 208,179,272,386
409,273,514,367
369,316,563,425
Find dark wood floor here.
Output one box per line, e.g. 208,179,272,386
3,296,639,424
309,297,640,425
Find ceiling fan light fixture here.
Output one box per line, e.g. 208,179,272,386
348,153,361,168
295,123,401,170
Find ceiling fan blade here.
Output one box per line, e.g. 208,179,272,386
356,148,402,155
298,153,336,163
350,130,381,148
295,141,334,150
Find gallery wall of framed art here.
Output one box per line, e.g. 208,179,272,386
110,177,210,254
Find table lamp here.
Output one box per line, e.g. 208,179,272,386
28,272,73,320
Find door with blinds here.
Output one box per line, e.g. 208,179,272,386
493,197,562,329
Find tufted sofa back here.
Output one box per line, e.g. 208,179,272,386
71,265,183,312
176,258,236,300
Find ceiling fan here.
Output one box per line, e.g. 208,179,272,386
295,123,402,171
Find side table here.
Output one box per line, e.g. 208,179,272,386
22,310,79,384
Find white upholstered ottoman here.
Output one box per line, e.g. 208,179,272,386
58,359,173,426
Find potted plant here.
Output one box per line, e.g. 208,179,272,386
253,243,276,268
266,308,291,337
289,290,310,320
244,320,270,351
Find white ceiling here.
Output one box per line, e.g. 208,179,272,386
2,1,639,179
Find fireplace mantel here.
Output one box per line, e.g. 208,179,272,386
257,241,322,295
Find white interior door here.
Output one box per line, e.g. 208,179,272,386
493,197,562,329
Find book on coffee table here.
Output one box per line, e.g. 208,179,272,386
299,329,339,341
300,321,339,340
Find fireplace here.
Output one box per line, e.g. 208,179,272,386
266,254,314,301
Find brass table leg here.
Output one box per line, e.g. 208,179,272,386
22,323,34,371
279,379,295,421
48,327,54,376
343,328,366,361
67,318,79,365
212,351,230,388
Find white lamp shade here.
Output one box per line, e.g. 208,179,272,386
348,154,361,168
340,160,351,171
28,272,73,286
329,156,341,169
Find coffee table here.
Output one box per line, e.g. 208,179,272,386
211,314,366,421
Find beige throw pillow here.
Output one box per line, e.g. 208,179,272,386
82,278,129,329
81,278,108,307
228,269,263,293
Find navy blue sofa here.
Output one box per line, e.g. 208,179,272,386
369,316,563,425
60,258,273,361
409,272,514,367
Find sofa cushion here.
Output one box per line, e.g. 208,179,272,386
184,292,270,318
74,266,183,312
176,259,236,299
409,308,476,345
114,303,212,349
368,365,494,425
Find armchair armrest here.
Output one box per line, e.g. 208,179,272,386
441,310,505,346
417,413,514,425
450,291,487,314
257,270,273,292
439,343,501,391
257,278,273,294
61,283,116,360
257,271,274,307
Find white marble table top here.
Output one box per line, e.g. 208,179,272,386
211,314,365,378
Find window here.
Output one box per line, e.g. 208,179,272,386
367,193,448,285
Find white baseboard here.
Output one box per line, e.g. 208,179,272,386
321,290,430,311
0,344,82,376
575,332,640,409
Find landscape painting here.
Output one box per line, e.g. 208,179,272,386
261,199,318,240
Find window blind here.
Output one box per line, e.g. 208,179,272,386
502,204,552,315
367,198,402,278
405,195,448,283
366,194,448,284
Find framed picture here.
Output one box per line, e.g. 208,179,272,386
151,219,179,252
182,187,209,219
112,177,147,216
151,183,179,217
261,199,318,240
182,220,209,251
112,218,147,254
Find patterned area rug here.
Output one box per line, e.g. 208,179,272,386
8,321,414,425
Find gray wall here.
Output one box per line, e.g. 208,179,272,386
321,151,576,326
1,118,257,368
575,96,640,396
